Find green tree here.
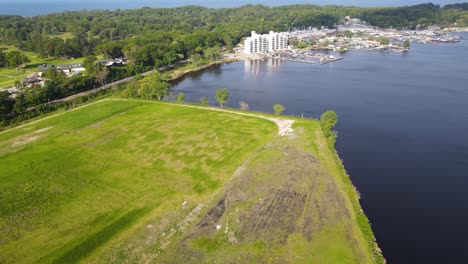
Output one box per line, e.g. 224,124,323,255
189,53,202,67
122,80,140,98
13,93,26,115
204,46,222,61
138,72,169,100
0,90,13,119
215,88,229,108
176,92,185,103
403,39,411,48
83,55,98,74
273,104,285,115
95,67,109,87
6,51,30,72
377,37,390,45
320,110,338,146
297,42,308,49
97,42,124,58
344,30,354,38
200,96,208,106
0,50,5,67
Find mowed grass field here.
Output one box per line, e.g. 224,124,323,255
0,99,277,263
0,98,379,263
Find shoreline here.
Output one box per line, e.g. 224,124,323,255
0,94,385,262
167,52,267,81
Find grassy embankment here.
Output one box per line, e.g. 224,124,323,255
165,57,239,81
0,45,83,88
0,98,380,263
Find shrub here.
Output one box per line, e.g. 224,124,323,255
200,97,208,106
239,101,249,110
176,92,185,103
215,88,229,108
273,104,285,115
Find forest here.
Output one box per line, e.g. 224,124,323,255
0,3,467,125
1,3,467,60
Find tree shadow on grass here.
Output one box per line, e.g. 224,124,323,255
49,207,152,264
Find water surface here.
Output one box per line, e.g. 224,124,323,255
171,33,468,264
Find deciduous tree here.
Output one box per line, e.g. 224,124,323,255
320,110,338,147
215,88,229,108
6,51,30,72
138,72,169,100
176,92,185,103
273,104,285,115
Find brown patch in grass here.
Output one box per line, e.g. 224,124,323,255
6,126,53,149
11,135,44,147
242,184,307,244
33,126,53,134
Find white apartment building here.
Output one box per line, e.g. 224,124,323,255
244,31,288,54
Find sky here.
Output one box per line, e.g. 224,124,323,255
0,0,464,16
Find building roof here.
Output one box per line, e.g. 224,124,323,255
37,63,83,73
21,73,42,84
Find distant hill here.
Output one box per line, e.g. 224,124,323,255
443,2,468,9
0,0,466,16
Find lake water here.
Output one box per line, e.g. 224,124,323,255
171,33,468,264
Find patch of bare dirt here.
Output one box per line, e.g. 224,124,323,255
11,135,43,147
33,126,53,134
7,126,53,149
197,196,226,230
242,184,307,244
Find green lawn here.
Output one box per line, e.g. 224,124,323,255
50,32,73,40
0,99,277,263
0,99,380,263
0,45,84,88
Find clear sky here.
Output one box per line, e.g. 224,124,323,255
0,0,463,16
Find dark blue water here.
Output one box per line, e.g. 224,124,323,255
172,33,468,264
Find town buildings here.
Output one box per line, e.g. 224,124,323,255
244,31,288,54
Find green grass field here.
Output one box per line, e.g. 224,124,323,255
155,117,377,264
50,32,74,40
0,45,84,88
0,99,380,263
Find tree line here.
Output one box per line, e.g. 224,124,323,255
1,3,467,126
1,3,466,60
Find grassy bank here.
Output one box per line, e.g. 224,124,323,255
154,114,379,263
0,98,381,263
166,57,239,81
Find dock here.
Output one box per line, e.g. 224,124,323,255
320,57,344,64
276,58,315,64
